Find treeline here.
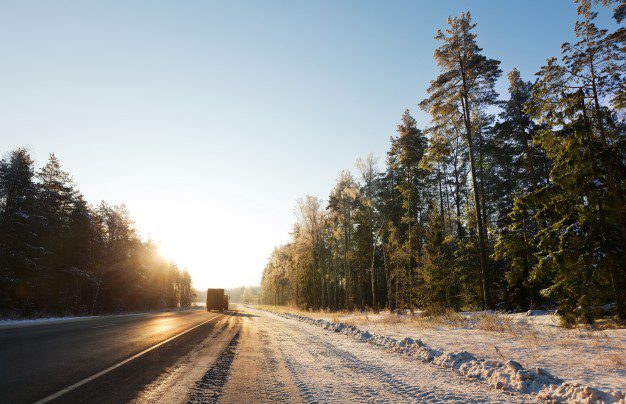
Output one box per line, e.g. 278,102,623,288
261,1,626,324
0,149,195,316
225,286,261,304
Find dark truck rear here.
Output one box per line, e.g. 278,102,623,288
206,288,229,311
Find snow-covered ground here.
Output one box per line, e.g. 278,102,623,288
128,305,624,402
235,307,515,402
255,306,625,402
141,306,515,402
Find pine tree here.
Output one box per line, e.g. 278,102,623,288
355,154,381,309
62,194,94,311
420,12,502,309
526,0,626,321
493,197,541,311
387,110,429,310
490,70,551,310
527,88,624,322
328,172,359,309
36,154,80,308
379,145,404,310
420,205,459,312
0,149,40,311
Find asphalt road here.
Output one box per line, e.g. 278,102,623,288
0,309,224,403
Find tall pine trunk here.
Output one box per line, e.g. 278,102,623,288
459,55,492,310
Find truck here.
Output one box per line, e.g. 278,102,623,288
206,288,229,311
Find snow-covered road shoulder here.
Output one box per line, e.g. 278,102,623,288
263,308,625,403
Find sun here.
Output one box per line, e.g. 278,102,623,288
157,241,182,264
154,239,208,287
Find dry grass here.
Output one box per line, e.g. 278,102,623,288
422,309,469,328
474,313,513,333
378,312,407,325
602,352,625,368
254,304,615,346
253,304,353,321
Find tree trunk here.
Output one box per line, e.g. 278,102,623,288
438,163,446,233
466,135,491,310
453,137,464,240
459,56,492,310
370,244,377,310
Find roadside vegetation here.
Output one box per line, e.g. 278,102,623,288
261,0,626,325
0,151,195,317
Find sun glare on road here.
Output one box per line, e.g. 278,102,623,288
149,318,177,335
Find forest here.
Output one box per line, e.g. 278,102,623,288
0,150,195,316
261,0,626,324
225,286,261,304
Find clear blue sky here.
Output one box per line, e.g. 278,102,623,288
0,1,616,288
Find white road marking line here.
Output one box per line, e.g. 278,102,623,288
91,323,116,329
34,314,224,404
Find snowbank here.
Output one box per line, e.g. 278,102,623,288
267,310,625,403
0,307,203,329
0,315,103,328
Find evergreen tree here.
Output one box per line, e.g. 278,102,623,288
355,154,381,309
420,205,459,312
0,149,40,311
379,143,405,310
36,154,80,308
419,12,502,309
390,111,429,310
489,69,550,229
328,172,359,309
490,70,551,310
525,0,626,320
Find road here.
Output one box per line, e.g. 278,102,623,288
0,309,227,403
1,306,515,403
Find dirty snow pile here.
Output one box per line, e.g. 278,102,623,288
0,315,101,327
271,310,625,403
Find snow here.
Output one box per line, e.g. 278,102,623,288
136,305,514,402
247,307,514,402
0,307,204,329
0,315,103,328
257,307,625,403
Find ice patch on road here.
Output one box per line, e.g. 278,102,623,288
272,311,625,403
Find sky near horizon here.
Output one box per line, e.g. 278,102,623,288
0,1,616,288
